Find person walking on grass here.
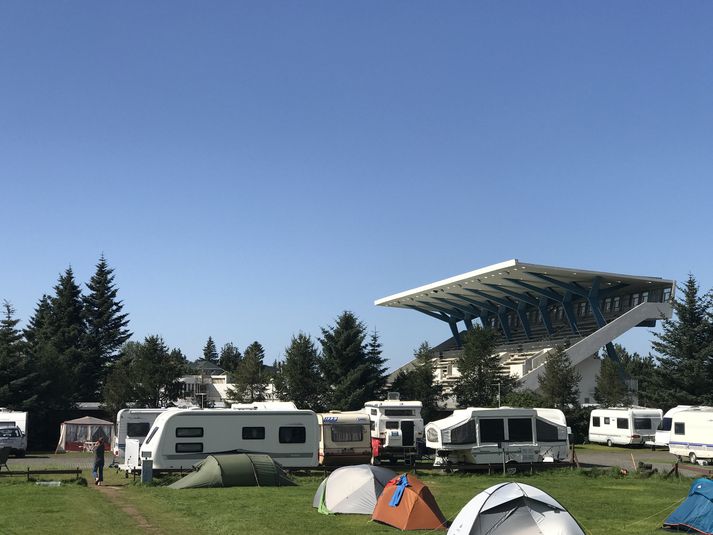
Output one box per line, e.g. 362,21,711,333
92,436,106,485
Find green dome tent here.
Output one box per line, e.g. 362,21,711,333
169,454,296,489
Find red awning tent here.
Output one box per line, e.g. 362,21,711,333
55,416,113,453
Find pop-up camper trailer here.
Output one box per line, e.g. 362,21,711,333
425,407,569,467
136,406,319,471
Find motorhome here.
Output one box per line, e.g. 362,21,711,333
648,406,695,450
668,406,713,464
135,407,319,471
113,408,167,462
317,412,371,466
588,407,663,447
363,396,424,463
425,407,569,466
0,409,28,456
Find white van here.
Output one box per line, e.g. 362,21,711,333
317,412,371,466
113,408,166,461
588,407,663,446
425,407,569,466
363,398,424,463
137,407,319,470
668,407,713,464
0,409,28,457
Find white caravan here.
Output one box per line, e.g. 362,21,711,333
588,407,663,446
136,407,319,471
648,406,695,449
0,409,28,456
363,397,424,463
113,408,167,462
317,412,372,466
425,407,569,466
668,406,713,464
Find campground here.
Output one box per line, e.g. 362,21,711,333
0,448,701,535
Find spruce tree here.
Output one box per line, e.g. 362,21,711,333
390,342,443,422
320,311,386,410
279,333,324,411
0,301,36,409
228,341,268,402
23,295,52,349
202,336,219,363
594,357,630,407
219,342,242,374
83,255,131,397
452,326,518,408
538,345,582,409
651,274,713,407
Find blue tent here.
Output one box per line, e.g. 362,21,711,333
664,478,713,534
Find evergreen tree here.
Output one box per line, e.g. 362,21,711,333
83,255,131,398
617,344,657,406
103,336,187,413
228,341,268,402
389,342,442,422
538,345,582,409
652,274,713,407
320,311,387,410
452,326,518,407
502,389,544,408
594,356,630,407
202,336,219,363
219,342,242,374
278,333,324,411
0,301,36,409
23,295,52,349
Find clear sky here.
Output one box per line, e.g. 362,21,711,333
1,2,711,370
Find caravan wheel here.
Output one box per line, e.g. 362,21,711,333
606,439,613,447
690,452,698,464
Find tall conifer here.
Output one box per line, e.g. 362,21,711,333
279,333,324,411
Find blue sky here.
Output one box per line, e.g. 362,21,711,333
1,2,711,370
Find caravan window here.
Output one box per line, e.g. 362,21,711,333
144,427,159,445
127,422,151,437
175,442,203,453
176,427,204,438
674,423,685,435
480,419,505,443
659,418,672,431
279,427,306,444
634,418,653,430
616,419,629,430
242,427,265,440
604,417,610,425
507,418,533,442
536,419,565,442
385,409,413,416
331,425,363,443
449,421,476,445
385,421,400,430
592,417,600,427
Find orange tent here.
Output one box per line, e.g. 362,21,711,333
372,473,447,531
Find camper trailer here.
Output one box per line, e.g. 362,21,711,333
668,407,713,464
588,407,663,447
648,406,695,450
363,396,424,463
113,408,167,462
136,407,319,471
425,407,569,467
0,409,28,456
317,412,371,466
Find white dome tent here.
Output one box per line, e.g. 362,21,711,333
312,464,396,515
448,481,585,535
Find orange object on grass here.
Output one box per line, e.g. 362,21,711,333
372,473,447,531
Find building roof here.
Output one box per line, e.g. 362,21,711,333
375,259,674,310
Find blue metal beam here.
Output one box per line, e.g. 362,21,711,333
528,272,589,298
517,302,533,339
448,320,462,347
432,297,481,318
538,297,554,336
486,284,538,306
403,304,450,323
421,300,467,321
498,306,512,342
464,288,517,310
505,278,562,302
448,294,498,314
562,291,579,334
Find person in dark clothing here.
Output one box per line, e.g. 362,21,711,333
92,437,105,485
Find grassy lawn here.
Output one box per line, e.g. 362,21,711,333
0,467,693,535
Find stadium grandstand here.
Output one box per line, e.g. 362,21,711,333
376,259,674,407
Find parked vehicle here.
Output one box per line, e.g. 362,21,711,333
363,395,424,463
0,409,28,457
425,407,569,467
647,406,695,450
668,406,713,464
135,407,319,471
0,426,26,457
317,412,371,466
588,407,663,447
113,408,167,463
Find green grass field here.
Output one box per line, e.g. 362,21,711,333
0,467,694,535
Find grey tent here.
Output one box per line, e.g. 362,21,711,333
447,482,585,535
312,464,396,515
169,453,296,489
